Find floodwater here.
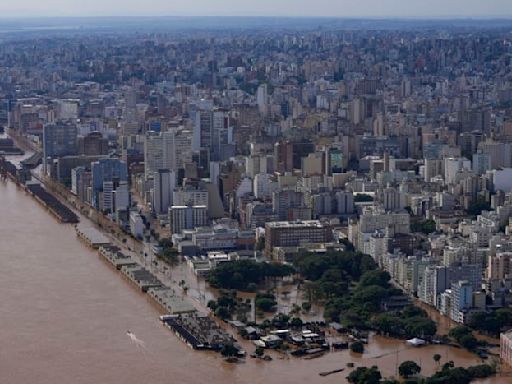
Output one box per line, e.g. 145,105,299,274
0,179,509,383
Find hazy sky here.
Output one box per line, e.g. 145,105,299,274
1,0,512,18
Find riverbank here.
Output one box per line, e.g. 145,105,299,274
0,158,79,223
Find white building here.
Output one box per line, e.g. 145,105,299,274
130,211,144,239
444,157,471,185
169,205,208,234
173,189,209,208
253,173,278,200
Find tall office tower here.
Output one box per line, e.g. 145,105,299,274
272,190,305,220
102,181,130,214
472,151,491,175
91,158,128,210
274,141,294,174
256,84,268,115
211,109,231,161
173,128,193,169
336,190,354,215
145,128,192,180
444,157,471,185
42,122,78,172
144,132,163,179
78,131,108,156
193,107,213,152
477,139,512,169
161,131,177,172
153,169,176,216
193,107,231,161
169,205,208,235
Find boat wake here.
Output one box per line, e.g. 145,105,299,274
127,330,147,352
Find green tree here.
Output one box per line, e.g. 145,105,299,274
255,292,277,312
255,347,264,357
403,316,437,338
448,326,472,341
433,353,441,366
399,361,422,378
466,364,495,378
208,260,294,290
220,343,238,357
358,269,391,288
215,306,230,320
290,317,303,327
459,334,478,350
207,300,217,311
466,197,491,216
350,341,364,354
347,366,381,384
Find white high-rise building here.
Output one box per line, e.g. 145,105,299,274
145,129,191,179
256,84,268,115
144,132,164,179
444,157,471,185
254,173,278,200
169,205,208,234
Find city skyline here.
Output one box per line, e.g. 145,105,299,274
1,0,512,18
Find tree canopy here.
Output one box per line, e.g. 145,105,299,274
347,366,381,384
399,361,421,378
208,260,294,291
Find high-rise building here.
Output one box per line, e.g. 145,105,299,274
43,122,78,171
153,169,176,216
78,131,108,156
144,132,164,179
91,158,128,210
169,205,208,234
335,191,354,215
488,252,512,280
272,190,305,220
256,84,268,115
193,108,231,161
450,280,473,324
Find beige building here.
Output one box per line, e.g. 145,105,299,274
265,220,332,257
501,330,512,367
488,252,512,280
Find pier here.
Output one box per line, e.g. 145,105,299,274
25,183,79,224
0,157,79,224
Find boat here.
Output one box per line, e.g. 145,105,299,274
319,368,345,377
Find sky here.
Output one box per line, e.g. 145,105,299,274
1,0,512,18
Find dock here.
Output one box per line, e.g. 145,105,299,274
98,245,138,270
120,265,164,292
25,183,79,223
147,287,196,314
76,226,111,248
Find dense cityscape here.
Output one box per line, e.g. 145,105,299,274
3,12,512,384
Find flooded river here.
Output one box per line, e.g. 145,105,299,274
0,178,508,383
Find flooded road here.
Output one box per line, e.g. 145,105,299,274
0,179,508,383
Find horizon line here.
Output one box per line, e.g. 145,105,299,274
1,15,512,21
